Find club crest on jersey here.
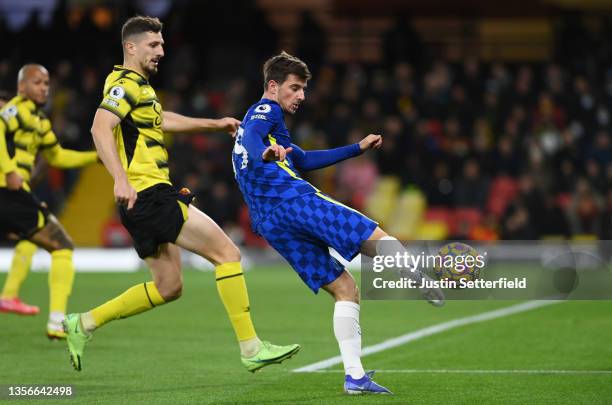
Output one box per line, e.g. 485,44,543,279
254,104,271,113
1,105,18,120
109,86,125,100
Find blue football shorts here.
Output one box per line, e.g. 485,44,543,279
256,192,377,293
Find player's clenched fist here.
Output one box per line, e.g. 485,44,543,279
262,144,293,162
114,178,138,210
359,134,383,151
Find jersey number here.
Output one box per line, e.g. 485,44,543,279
232,127,248,175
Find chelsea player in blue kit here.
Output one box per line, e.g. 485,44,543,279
233,52,444,395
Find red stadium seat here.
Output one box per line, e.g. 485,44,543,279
453,208,483,238
101,218,132,248
424,207,452,223
486,176,519,218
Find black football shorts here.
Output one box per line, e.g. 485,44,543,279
119,183,194,259
0,188,49,240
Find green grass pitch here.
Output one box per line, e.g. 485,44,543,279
1,266,611,404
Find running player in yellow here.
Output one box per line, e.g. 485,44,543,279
0,64,99,338
62,16,299,372
0,90,50,318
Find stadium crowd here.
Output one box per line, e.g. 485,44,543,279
0,4,610,243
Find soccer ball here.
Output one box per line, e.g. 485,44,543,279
433,242,482,284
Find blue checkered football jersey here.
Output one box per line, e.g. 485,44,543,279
232,98,317,228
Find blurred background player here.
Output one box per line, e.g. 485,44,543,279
63,16,299,372
232,52,445,395
0,64,99,338
0,89,54,319
0,90,39,315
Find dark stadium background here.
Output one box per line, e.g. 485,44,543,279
0,0,610,248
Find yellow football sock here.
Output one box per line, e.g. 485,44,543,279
48,249,75,314
90,281,165,329
1,240,37,299
215,262,257,343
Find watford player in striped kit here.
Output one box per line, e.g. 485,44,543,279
0,64,99,338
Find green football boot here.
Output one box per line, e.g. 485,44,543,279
241,341,300,373
62,313,92,371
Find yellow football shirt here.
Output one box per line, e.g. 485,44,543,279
0,96,97,192
99,65,171,192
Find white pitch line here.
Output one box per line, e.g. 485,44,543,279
293,300,561,373
306,369,612,375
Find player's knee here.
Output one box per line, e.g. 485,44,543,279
216,243,241,265
157,279,183,302
43,239,74,252
44,223,74,251
333,281,360,303
56,237,74,251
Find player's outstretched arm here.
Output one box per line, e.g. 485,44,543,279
289,134,382,171
41,130,98,169
91,108,137,210
161,111,240,135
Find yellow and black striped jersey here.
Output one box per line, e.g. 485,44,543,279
99,65,170,192
0,95,97,192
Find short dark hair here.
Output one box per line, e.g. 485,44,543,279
263,51,311,90
121,16,163,42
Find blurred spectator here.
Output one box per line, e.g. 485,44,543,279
501,202,538,240
383,16,425,67
424,161,453,207
492,136,521,177
454,159,490,209
296,11,327,75
600,189,612,240
567,178,605,235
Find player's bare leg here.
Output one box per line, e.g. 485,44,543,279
145,243,183,302
175,206,241,265
175,205,300,371
322,271,391,394
28,216,76,338
361,227,444,307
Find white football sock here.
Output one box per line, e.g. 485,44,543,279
376,236,423,283
333,301,365,379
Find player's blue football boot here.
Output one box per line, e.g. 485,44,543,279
344,371,393,395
